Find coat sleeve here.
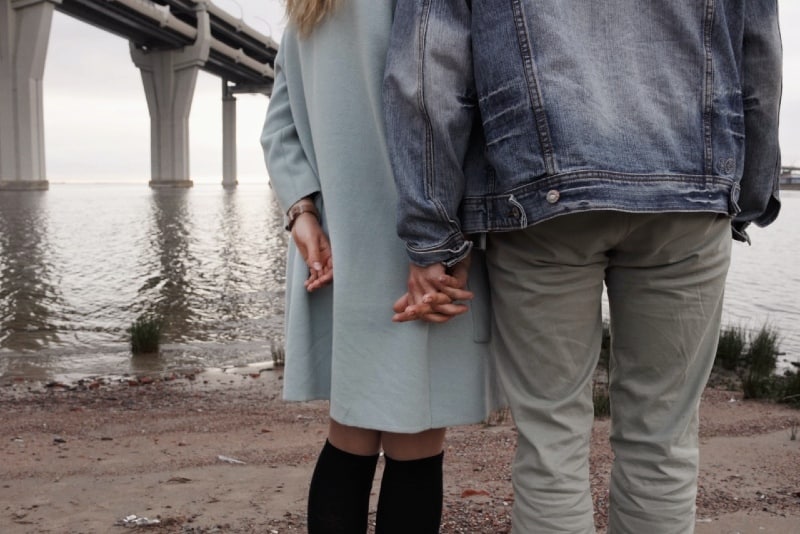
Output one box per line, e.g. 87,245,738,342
733,0,782,239
261,38,321,214
383,0,476,267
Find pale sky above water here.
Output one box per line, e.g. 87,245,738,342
41,0,800,184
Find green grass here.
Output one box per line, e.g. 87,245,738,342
597,320,611,371
715,326,746,371
599,322,797,410
271,342,285,367
129,315,162,354
711,323,800,407
739,325,780,400
593,382,611,418
485,407,512,426
774,368,800,408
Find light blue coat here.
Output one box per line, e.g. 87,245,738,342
260,0,502,432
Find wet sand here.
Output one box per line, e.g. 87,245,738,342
1,367,798,533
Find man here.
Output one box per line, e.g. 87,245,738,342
384,1,782,532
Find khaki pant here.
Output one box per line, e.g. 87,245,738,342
486,212,731,534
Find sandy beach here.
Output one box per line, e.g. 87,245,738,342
1,366,798,533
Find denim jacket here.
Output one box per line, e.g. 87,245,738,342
384,0,782,267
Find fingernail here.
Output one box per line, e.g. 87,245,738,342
313,262,322,271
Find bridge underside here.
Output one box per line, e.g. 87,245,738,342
0,0,276,190
57,0,275,87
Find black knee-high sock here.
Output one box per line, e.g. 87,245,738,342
375,452,444,534
307,440,379,534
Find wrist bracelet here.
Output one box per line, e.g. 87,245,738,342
284,200,320,231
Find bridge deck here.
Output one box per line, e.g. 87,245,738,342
56,0,277,89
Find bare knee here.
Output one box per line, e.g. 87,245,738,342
327,419,382,456
381,428,446,460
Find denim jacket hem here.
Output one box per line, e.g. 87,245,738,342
459,171,738,234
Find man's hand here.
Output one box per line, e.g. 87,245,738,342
392,256,474,323
291,213,333,292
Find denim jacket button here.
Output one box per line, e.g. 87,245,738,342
723,158,735,174
546,190,560,204
510,206,521,218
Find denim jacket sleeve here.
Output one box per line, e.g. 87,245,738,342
260,40,321,214
384,0,476,267
733,0,782,240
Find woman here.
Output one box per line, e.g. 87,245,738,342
260,1,501,532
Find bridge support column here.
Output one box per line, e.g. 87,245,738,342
0,0,58,191
222,81,237,188
130,4,210,188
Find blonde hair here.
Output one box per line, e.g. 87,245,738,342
286,0,338,36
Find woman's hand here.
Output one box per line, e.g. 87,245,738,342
291,213,333,292
392,255,474,323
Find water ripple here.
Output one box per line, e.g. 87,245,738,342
0,183,286,379
0,184,797,381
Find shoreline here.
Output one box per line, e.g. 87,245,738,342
2,369,799,533
0,359,280,397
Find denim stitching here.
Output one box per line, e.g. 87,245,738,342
510,0,555,175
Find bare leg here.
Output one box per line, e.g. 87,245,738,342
328,419,382,455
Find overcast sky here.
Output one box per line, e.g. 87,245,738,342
42,0,800,184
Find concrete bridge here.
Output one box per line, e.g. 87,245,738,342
781,166,800,189
0,0,277,190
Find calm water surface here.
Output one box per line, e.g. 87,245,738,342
724,190,800,371
0,183,287,382
0,184,797,382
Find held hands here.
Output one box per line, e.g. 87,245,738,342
392,255,474,323
291,212,333,292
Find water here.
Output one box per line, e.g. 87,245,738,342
723,190,800,372
0,184,798,383
0,183,288,382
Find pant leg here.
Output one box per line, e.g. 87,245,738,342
486,213,617,534
605,213,731,534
